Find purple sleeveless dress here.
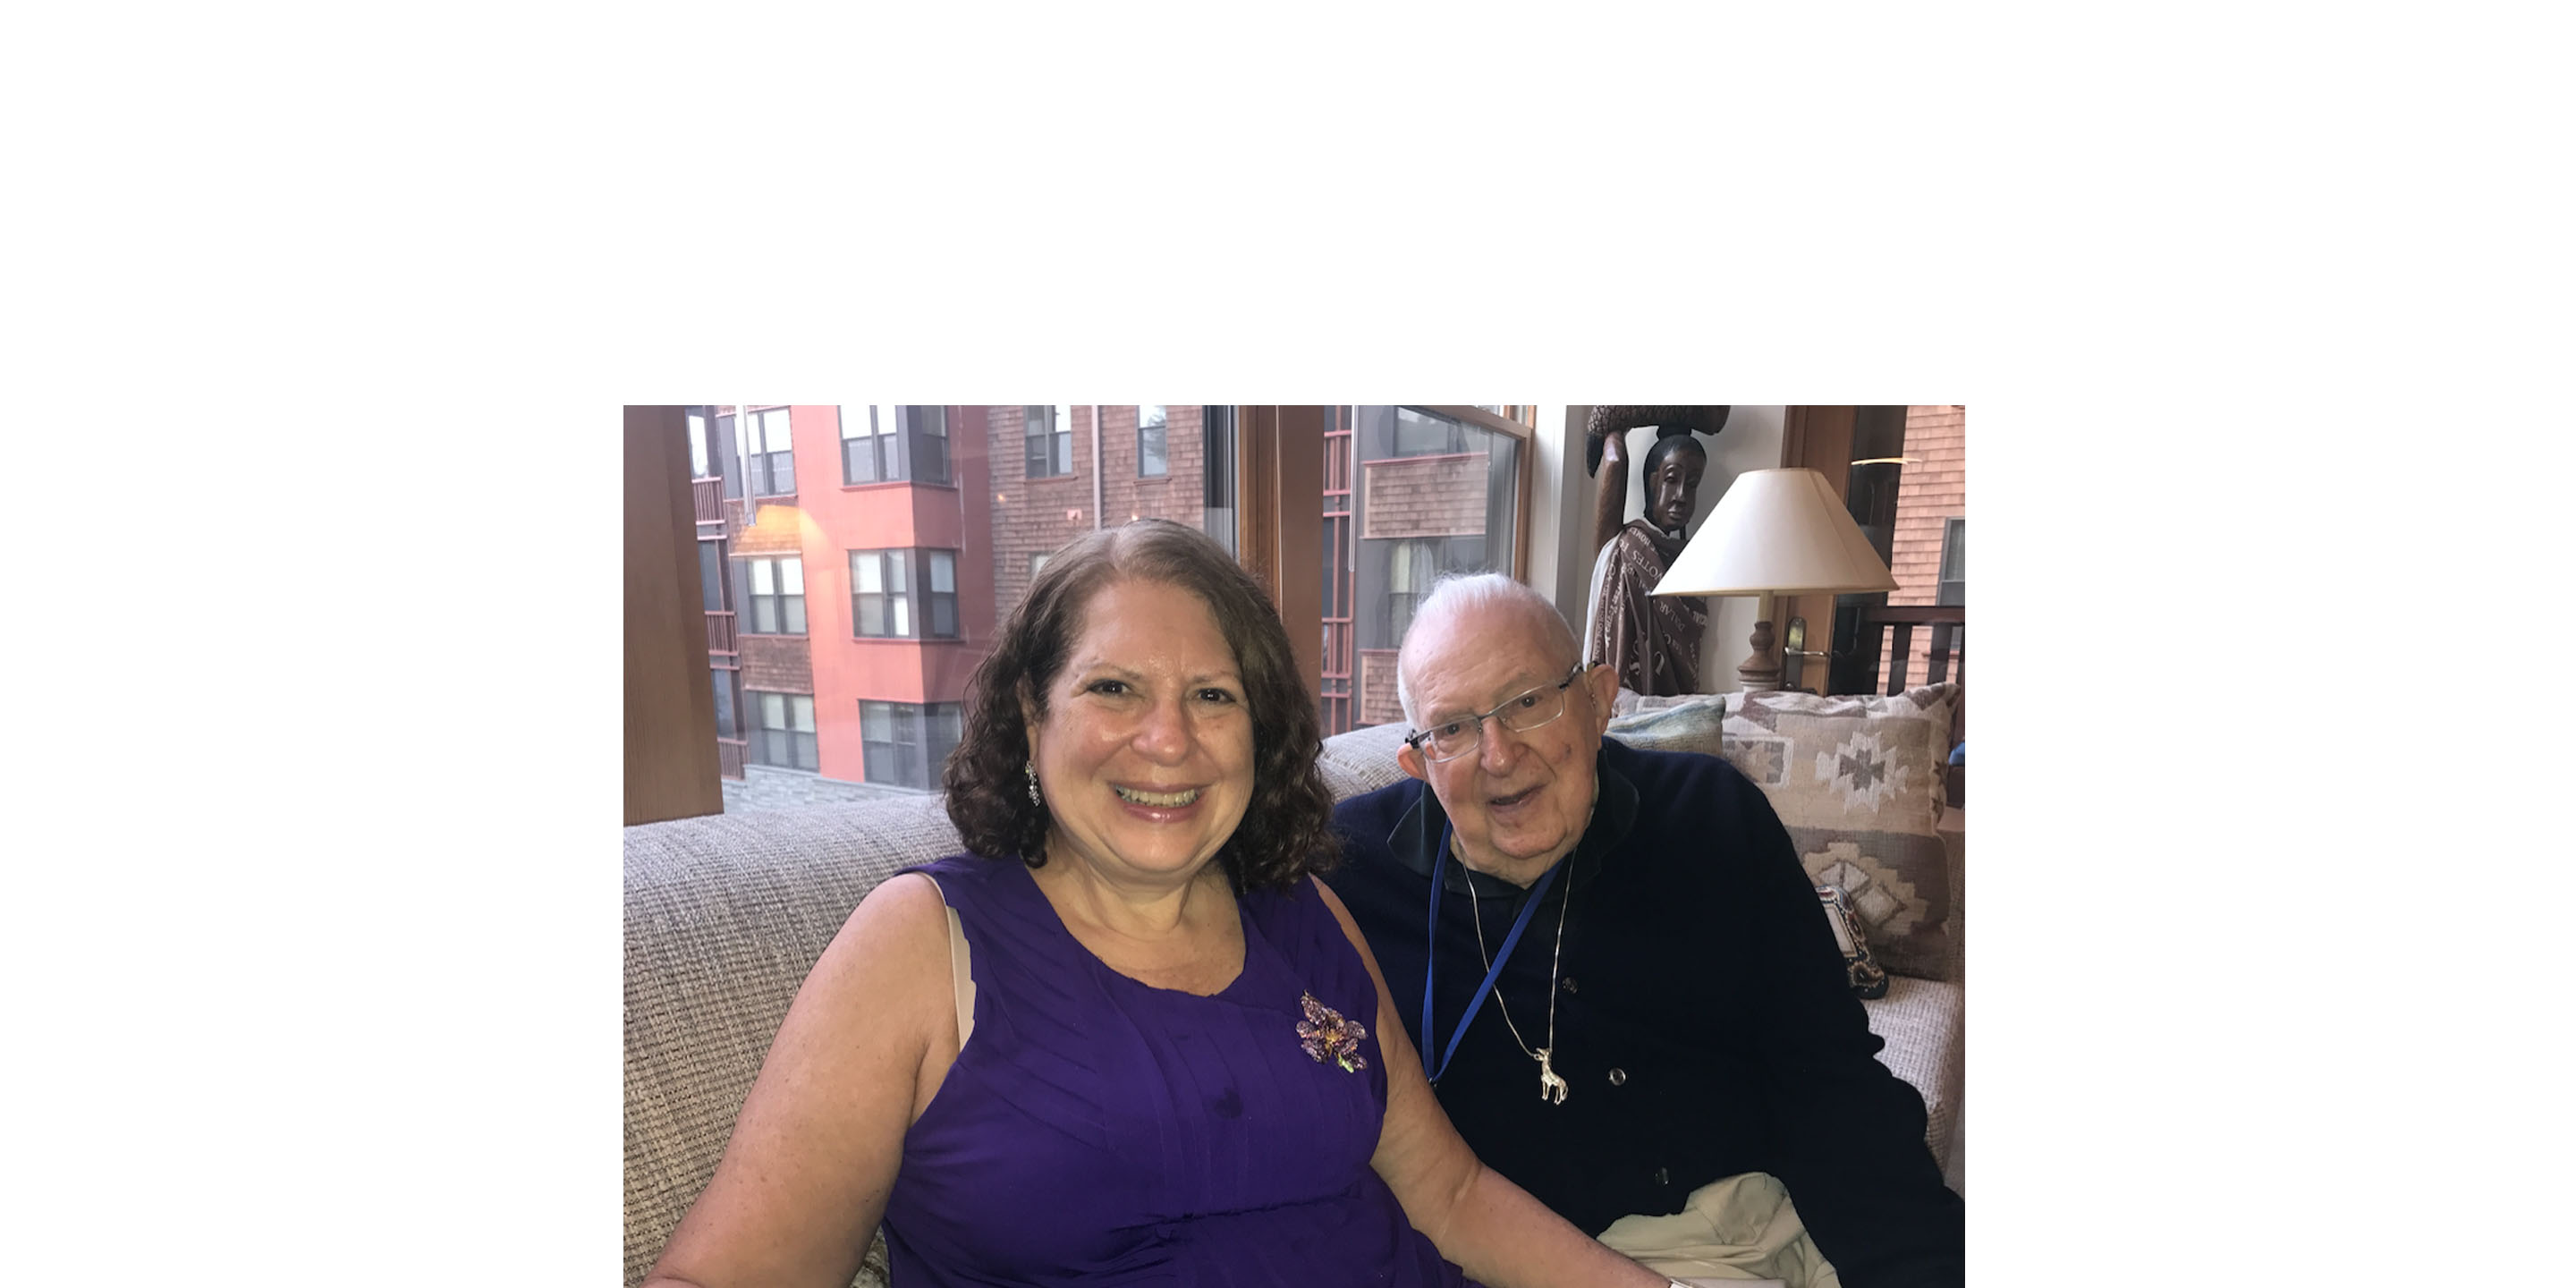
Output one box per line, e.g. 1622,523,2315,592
886,854,1476,1288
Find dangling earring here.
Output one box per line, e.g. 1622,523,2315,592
1026,761,1043,807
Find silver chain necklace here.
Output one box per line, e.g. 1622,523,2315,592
1467,866,1573,1105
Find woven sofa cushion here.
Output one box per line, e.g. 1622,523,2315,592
1317,720,1414,800
1863,975,1963,1190
623,794,961,1288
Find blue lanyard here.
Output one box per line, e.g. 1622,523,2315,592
1419,805,1565,1087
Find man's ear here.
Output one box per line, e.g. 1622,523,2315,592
1397,741,1428,783
1582,663,1620,736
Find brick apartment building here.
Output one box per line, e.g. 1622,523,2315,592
692,404,998,792
695,404,1235,793
1878,404,1967,691
987,404,1221,627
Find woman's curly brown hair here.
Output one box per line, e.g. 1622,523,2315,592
941,519,1339,893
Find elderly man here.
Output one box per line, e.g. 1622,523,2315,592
1325,574,1963,1288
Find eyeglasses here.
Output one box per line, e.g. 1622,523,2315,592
1404,663,1591,764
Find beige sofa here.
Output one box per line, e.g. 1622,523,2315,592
624,706,1965,1287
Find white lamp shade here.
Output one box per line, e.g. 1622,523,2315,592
1650,468,1899,597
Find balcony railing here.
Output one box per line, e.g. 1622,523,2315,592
693,477,724,526
706,611,736,656
1856,605,1965,693
716,738,746,781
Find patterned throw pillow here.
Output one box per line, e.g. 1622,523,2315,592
1816,884,1890,999
1734,683,1959,979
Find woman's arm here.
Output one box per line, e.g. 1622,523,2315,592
642,872,960,1288
1310,880,1668,1288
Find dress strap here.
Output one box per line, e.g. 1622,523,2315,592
944,901,977,1047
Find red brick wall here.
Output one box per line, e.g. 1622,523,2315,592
1359,649,1402,727
990,406,1214,627
1097,404,1207,529
1880,405,1966,690
739,634,813,694
731,500,808,557
1361,453,1490,538
990,405,1100,627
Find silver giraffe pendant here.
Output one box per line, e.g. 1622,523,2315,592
1533,1047,1571,1105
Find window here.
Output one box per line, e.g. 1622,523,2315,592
852,549,911,638
717,411,741,499
697,539,725,614
861,699,964,790
687,410,712,479
928,549,957,638
1385,538,1444,645
1202,405,1237,557
1030,551,1052,579
843,404,899,485
752,692,818,770
1336,406,1528,730
852,548,961,640
1025,404,1073,478
740,555,805,635
913,405,948,484
1937,517,1965,606
1391,406,1470,457
748,406,795,496
710,667,739,741
840,405,950,487
1139,405,1168,477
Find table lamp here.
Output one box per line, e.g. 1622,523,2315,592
1651,467,1898,691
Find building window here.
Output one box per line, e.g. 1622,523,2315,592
687,410,712,479
1030,551,1052,579
927,549,958,638
852,548,961,640
862,699,964,790
710,668,739,741
1337,405,1528,730
752,692,818,770
717,411,741,499
1391,406,1470,457
1026,404,1073,479
740,555,805,635
1385,538,1445,645
913,405,948,484
842,405,899,485
1139,405,1168,477
1937,517,1965,606
852,549,911,638
840,405,951,487
748,406,795,496
698,539,726,614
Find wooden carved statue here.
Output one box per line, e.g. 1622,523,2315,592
1585,405,1728,697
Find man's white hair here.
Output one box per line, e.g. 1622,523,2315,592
1393,572,1580,727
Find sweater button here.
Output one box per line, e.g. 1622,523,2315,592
1655,1167,1670,1186
1608,1067,1627,1087
1561,976,1578,994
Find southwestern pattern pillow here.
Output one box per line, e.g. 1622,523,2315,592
1733,683,1958,979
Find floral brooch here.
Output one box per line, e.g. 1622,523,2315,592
1296,991,1368,1072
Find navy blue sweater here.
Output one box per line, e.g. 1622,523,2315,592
1326,738,1964,1288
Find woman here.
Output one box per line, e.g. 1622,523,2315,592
644,520,1665,1288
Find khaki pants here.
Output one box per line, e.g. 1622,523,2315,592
1597,1173,1839,1288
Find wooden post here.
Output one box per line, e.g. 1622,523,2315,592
625,405,724,825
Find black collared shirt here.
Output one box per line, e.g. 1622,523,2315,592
1326,738,1964,1288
